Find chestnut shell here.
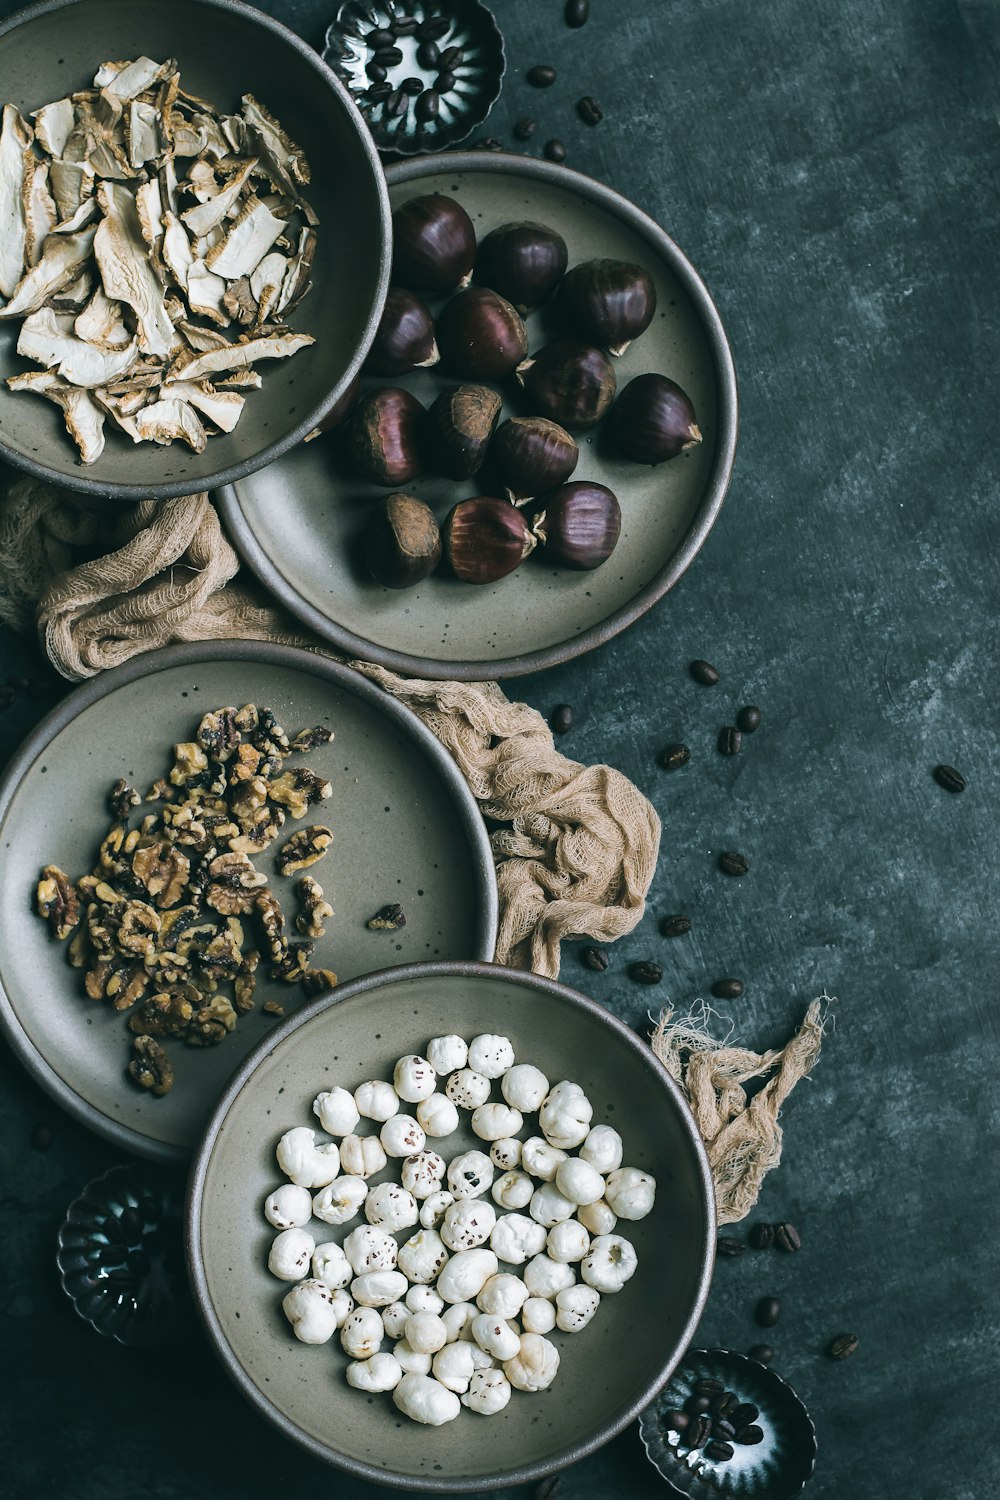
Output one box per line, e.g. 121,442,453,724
490,416,579,503
427,384,502,480
531,480,621,570
516,339,616,429
392,193,477,293
437,287,529,380
365,492,442,588
559,258,657,354
611,373,702,463
475,221,569,315
365,286,439,376
443,496,536,584
349,387,424,486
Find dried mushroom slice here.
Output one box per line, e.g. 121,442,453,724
132,840,191,908
267,768,332,819
277,825,332,877
128,1035,174,1096
36,864,80,939
296,875,333,939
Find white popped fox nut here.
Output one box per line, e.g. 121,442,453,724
555,1157,605,1207
580,1123,623,1174
282,1279,339,1344
354,1079,400,1122
380,1113,427,1158
365,1181,419,1232
501,1063,549,1113
268,1227,316,1281
351,1270,408,1307
339,1134,388,1180
491,1170,535,1211
477,1273,529,1319
264,1184,313,1229
442,1198,497,1252
490,1213,546,1266
521,1137,568,1183
447,1150,494,1200
397,1228,450,1284
311,1241,352,1290
383,1301,410,1340
416,1093,460,1139
393,1054,437,1103
340,1306,384,1360
547,1219,591,1263
604,1166,656,1221
405,1312,449,1355
538,1081,593,1149
523,1253,576,1300
467,1033,514,1079
393,1371,461,1425
504,1332,560,1392
312,1087,360,1137
471,1313,521,1362
393,1339,432,1375
462,1367,512,1415
327,1287,355,1328
276,1127,341,1188
556,1283,601,1332
344,1225,399,1274
441,1301,477,1343
312,1175,369,1225
426,1034,468,1075
405,1283,444,1314
471,1102,524,1142
436,1247,499,1304
578,1199,617,1236
419,1190,455,1229
490,1137,522,1171
581,1233,638,1293
401,1150,447,1200
346,1352,403,1392
529,1181,576,1228
445,1068,491,1110
431,1340,478,1393
521,1297,556,1334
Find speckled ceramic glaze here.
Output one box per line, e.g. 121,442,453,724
0,0,390,499
186,961,716,1491
0,644,496,1161
216,152,738,678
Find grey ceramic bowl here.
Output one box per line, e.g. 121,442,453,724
0,0,391,500
187,961,716,1491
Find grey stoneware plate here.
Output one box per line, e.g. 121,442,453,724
0,0,390,500
216,152,739,680
187,960,716,1491
0,643,497,1162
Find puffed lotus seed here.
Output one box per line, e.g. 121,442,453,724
393,1338,433,1374
462,1367,512,1415
276,1127,341,1188
365,1181,419,1232
504,1332,560,1392
604,1166,656,1221
471,1102,524,1142
393,1054,437,1103
380,1113,427,1158
344,1224,398,1274
546,1218,591,1263
311,1240,352,1290
312,1087,360,1136
555,1156,605,1207
521,1136,568,1182
441,1198,497,1252
529,1181,576,1228
416,1092,460,1138
477,1272,529,1319
426,1034,468,1075
538,1081,593,1150
520,1296,557,1334
501,1063,549,1113
490,1137,522,1170
282,1279,339,1344
339,1133,388,1180
351,1270,408,1307
436,1247,499,1304
405,1283,444,1315
341,1306,384,1359
383,1301,410,1340
432,1340,478,1393
445,1068,491,1110
401,1149,447,1199
447,1150,494,1200
441,1300,477,1343
394,1371,462,1424
268,1226,315,1281
264,1183,313,1229
580,1123,623,1174
578,1198,617,1236
328,1287,356,1327
556,1283,601,1332
467,1033,514,1079
354,1079,399,1122
347,1352,403,1392
312,1175,369,1225
396,1228,450,1284
580,1233,638,1294
404,1312,449,1354
471,1312,521,1361
419,1189,455,1228
523,1253,576,1300
490,1212,546,1265
491,1169,535,1211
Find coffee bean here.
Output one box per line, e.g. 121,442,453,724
514,117,537,139
439,46,464,68
544,139,567,162
690,658,720,686
686,1415,711,1448
716,1236,745,1257
731,1402,759,1427
719,851,749,877
366,82,392,101
417,39,440,67
694,1378,725,1395
684,1393,711,1415
775,1221,801,1253
577,95,603,124
712,1419,736,1441
565,0,590,25
435,70,456,92
710,1392,739,1419
367,27,395,47
747,1343,774,1364
392,14,419,36
661,1408,689,1433
387,88,407,116
528,65,557,87
401,77,424,95
718,726,742,755
0,685,15,707
662,914,692,938
712,978,744,1000
737,704,762,733
581,945,609,972
756,1295,781,1327
417,15,450,40
414,90,440,121
31,1122,53,1150
749,1221,775,1249
828,1331,860,1360
629,961,662,985
705,1440,734,1461
736,1424,764,1445
367,60,388,82
550,703,574,733
375,45,404,65
661,742,690,771
934,764,966,794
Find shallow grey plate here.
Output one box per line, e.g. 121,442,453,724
0,643,496,1160
187,961,716,1490
216,151,738,679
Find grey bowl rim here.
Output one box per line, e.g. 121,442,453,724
184,957,718,1492
0,0,392,502
0,640,499,1163
215,148,739,681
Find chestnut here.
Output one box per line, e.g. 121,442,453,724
490,416,578,503
365,286,440,376
611,373,702,463
350,387,424,486
437,287,529,379
559,258,657,355
365,492,442,588
309,371,361,437
442,496,537,584
516,339,616,428
531,481,621,569
426,384,502,479
392,193,476,293
475,221,568,315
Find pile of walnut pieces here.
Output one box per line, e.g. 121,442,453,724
0,57,317,464
35,704,338,1098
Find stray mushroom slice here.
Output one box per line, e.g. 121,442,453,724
181,156,257,238
0,103,32,298
0,224,96,319
48,159,95,225
94,181,174,357
134,397,208,452
15,307,138,387
100,55,176,104
241,92,310,189
167,328,314,383
160,210,194,288
23,160,57,267
205,194,286,281
125,100,161,169
31,98,75,158
74,287,132,349
186,261,230,327
163,378,244,433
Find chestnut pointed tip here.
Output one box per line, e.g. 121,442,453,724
515,356,534,386
608,341,631,357
458,270,473,289
417,341,441,368
686,424,703,446
530,509,548,544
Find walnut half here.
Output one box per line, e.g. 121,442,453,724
128,1035,174,1096
36,865,80,940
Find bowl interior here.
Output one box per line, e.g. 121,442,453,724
190,966,713,1489
0,0,388,495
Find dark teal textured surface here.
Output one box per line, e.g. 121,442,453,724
1,1,998,1496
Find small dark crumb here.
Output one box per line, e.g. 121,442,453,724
544,139,567,162
933,763,966,794
527,64,557,87
690,659,720,686
711,977,745,1000
661,742,691,771
737,704,762,733
828,1332,860,1361
367,903,407,931
661,914,692,938
31,1122,53,1151
581,945,609,972
550,703,574,734
718,726,742,756
576,95,603,125
514,117,537,140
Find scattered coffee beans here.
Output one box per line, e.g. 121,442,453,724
434,70,457,92
673,1378,767,1467
694,1378,724,1395
392,15,419,36
550,703,574,733
662,1409,689,1433
731,1402,759,1427
687,1414,711,1447
690,659,720,685
775,1221,801,1253
755,1295,781,1327
514,117,537,139
581,945,610,972
544,139,567,161
661,914,692,938
712,978,745,1000
439,46,464,68
828,1332,860,1361
684,1394,712,1415
737,704,762,733
748,1344,774,1363
737,1424,764,1444
367,27,394,45
705,1440,734,1461
719,851,749,876
718,726,742,755
934,764,966,793
416,39,440,67
375,45,404,65
661,742,691,771
402,76,424,95
416,15,449,39
716,1236,745,1257
415,90,440,121
565,0,590,25
629,960,663,985
577,95,603,124
527,64,557,86
749,1221,775,1248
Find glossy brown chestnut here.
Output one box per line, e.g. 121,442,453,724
310,371,361,436
490,416,578,503
559,258,657,355
611,373,702,463
475,221,569,315
442,496,537,584
437,287,529,380
365,492,442,588
426,384,502,479
349,387,424,486
392,193,477,293
531,481,621,569
365,286,440,376
516,340,616,429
